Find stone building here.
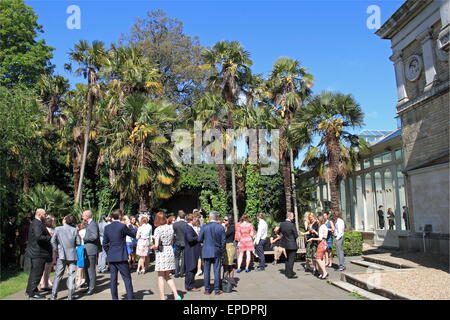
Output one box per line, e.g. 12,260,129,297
376,0,449,254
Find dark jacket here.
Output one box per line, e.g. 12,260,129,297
25,218,52,259
84,220,101,256
184,224,201,271
173,220,188,247
279,220,298,250
103,221,137,263
198,222,226,259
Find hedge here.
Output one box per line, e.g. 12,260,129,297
332,231,363,256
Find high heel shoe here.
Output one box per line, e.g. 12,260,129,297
236,269,241,273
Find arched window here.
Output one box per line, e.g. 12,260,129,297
364,173,375,230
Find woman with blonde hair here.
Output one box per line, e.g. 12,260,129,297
136,216,152,274
235,214,255,273
306,215,329,279
151,212,182,300
301,212,319,273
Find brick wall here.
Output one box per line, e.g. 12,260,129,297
400,90,450,169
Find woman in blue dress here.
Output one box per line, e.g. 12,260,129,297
76,222,86,289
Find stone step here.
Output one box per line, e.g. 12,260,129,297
330,280,389,300
341,272,417,300
351,260,396,270
362,255,414,269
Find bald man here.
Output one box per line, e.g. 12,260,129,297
81,210,101,295
25,209,52,299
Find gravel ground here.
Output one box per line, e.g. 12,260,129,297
358,252,450,300
357,269,450,300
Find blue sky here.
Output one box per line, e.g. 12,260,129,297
26,0,404,132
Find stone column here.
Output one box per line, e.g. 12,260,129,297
438,0,449,52
390,51,409,105
418,29,438,92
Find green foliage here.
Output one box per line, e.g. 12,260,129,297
177,164,219,192
120,9,207,109
20,184,72,221
244,164,263,221
332,231,363,256
199,189,229,216
0,0,54,87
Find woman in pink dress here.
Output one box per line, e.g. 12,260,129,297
235,214,255,273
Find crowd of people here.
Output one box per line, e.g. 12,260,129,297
6,207,347,300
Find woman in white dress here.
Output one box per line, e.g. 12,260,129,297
151,212,182,300
136,216,152,274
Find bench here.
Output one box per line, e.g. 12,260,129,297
263,237,306,255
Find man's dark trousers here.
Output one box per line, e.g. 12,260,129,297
203,257,221,293
25,257,46,296
285,249,296,278
185,267,197,291
109,262,134,300
255,238,267,269
84,254,97,292
174,245,185,276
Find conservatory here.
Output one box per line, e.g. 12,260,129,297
303,128,409,246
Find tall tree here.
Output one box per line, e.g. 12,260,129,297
37,74,69,124
294,91,365,212
202,40,253,219
0,0,54,87
67,40,108,204
120,9,207,109
266,57,313,215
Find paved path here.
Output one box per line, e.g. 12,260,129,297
4,257,365,300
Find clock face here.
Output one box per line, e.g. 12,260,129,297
405,55,422,82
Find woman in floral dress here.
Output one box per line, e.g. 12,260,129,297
235,214,255,273
151,212,182,300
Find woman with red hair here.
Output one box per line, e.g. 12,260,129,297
151,212,183,300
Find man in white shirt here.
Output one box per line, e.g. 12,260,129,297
254,213,268,271
333,211,346,271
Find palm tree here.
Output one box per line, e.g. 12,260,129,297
104,95,178,212
294,91,366,212
99,45,164,209
37,74,69,124
202,40,253,218
266,57,313,215
57,84,88,200
67,40,108,204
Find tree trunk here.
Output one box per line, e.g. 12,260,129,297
326,128,341,213
46,97,57,124
290,149,299,233
282,153,292,213
138,188,149,213
75,82,95,204
236,174,245,215
217,163,227,192
23,169,30,194
231,165,238,223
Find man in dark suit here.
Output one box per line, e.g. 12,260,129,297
25,208,52,299
279,212,298,279
50,215,80,300
103,209,137,300
184,214,201,292
198,211,226,295
81,210,101,295
172,210,187,278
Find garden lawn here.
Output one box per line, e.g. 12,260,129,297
0,269,29,299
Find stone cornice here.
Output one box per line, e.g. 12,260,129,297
376,0,433,39
396,80,449,113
